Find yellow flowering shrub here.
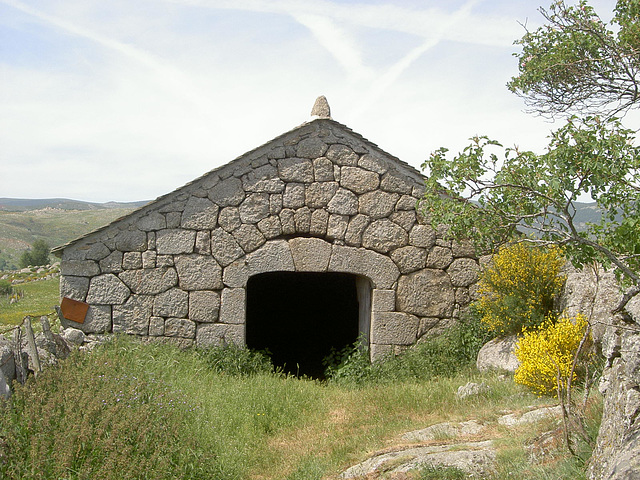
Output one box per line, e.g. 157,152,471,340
476,243,565,335
514,313,591,397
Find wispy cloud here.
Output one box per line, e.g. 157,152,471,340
0,0,213,120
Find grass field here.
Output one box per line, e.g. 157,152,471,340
0,277,60,327
0,337,601,480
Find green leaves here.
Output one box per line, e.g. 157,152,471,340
420,117,640,300
509,0,640,118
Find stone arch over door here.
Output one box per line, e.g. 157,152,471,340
208,237,401,362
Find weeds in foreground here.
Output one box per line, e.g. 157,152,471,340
0,336,601,479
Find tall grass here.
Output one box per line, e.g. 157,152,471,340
0,334,598,480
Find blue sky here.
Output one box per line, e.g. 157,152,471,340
0,0,618,202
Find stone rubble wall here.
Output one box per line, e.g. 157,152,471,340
57,120,479,357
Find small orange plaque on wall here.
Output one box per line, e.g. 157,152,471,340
60,297,89,324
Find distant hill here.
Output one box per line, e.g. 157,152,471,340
0,198,148,212
0,198,148,270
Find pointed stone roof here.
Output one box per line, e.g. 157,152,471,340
52,98,425,255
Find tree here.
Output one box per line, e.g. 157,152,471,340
19,239,51,268
421,116,640,314
509,0,640,119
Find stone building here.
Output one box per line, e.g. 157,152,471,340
53,97,479,376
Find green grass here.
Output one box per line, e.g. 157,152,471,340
0,277,60,327
0,336,602,480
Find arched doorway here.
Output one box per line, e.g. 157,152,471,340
245,271,370,378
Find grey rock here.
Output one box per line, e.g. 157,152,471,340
149,317,165,336
498,406,562,426
380,171,414,194
218,206,241,232
138,212,166,231
313,157,334,181
326,144,358,166
211,228,245,267
309,209,329,236
164,318,196,339
372,289,395,312
194,231,211,255
340,166,379,194
327,188,358,215
310,95,331,118
156,229,196,255
119,267,178,295
208,177,245,207
219,288,245,324
189,290,220,323
456,382,490,399
326,214,349,241
290,237,332,272
175,254,223,291
233,224,266,253
397,269,455,318
371,312,419,345
340,441,495,478
257,215,283,239
476,335,519,373
390,246,427,274
278,158,314,182
122,252,142,270
358,152,388,174
99,251,123,274
426,246,454,269
241,164,284,193
114,229,147,252
305,182,339,208
358,190,399,219
61,260,100,277
296,137,328,159
60,276,90,302
362,219,408,253
283,183,305,208
293,207,311,233
0,336,15,388
86,274,131,305
239,193,270,224
409,224,437,249
329,245,399,289
196,323,245,348
181,196,219,229
447,258,479,287
153,288,189,318
344,214,370,247
60,327,86,346
113,295,153,335
402,420,485,442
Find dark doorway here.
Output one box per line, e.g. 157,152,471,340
246,272,361,378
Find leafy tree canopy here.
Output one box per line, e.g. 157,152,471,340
421,116,640,313
19,239,51,268
422,0,640,315
509,0,640,119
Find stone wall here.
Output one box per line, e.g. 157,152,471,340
55,119,479,358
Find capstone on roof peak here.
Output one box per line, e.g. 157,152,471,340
310,95,331,119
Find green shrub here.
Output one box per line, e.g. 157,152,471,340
0,338,221,479
199,343,275,376
325,313,491,386
0,279,12,296
18,239,50,268
476,243,565,335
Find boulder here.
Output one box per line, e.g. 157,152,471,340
476,335,519,373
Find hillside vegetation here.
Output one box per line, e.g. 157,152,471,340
0,199,145,270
